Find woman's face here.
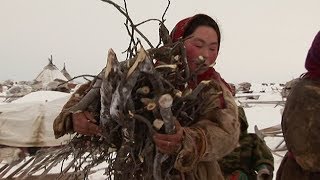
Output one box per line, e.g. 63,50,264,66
184,26,219,74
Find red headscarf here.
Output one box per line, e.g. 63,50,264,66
304,31,320,80
170,17,192,43
170,14,231,91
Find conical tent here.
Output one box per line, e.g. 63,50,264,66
60,63,72,81
34,55,68,84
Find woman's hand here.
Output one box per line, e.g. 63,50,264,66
72,111,102,136
153,121,184,154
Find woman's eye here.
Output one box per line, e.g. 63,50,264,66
209,46,218,51
194,44,202,48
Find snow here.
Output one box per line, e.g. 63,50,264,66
0,85,285,179
11,91,70,103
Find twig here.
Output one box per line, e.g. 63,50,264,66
100,0,154,48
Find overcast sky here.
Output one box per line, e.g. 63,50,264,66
1,0,319,83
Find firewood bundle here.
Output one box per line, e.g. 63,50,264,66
61,41,210,180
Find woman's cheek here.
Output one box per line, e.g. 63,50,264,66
208,54,218,65
185,45,200,61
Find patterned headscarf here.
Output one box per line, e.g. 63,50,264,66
304,31,320,79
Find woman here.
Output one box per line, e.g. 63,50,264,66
152,14,240,179
276,31,320,180
54,14,240,180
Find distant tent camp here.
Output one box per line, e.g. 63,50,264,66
34,55,68,84
60,63,72,81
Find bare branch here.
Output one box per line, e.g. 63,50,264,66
100,0,154,48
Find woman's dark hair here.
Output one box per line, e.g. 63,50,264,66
183,14,221,49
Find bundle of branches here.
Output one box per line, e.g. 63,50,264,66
59,41,210,180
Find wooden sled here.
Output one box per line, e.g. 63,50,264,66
254,124,287,157
239,100,286,108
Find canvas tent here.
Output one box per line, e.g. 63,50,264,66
34,55,68,85
61,63,72,81
0,91,72,147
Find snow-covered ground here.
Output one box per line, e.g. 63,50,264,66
0,84,286,179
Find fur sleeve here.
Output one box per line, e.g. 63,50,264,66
53,82,91,138
174,80,240,172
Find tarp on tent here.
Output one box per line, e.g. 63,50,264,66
0,91,72,147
